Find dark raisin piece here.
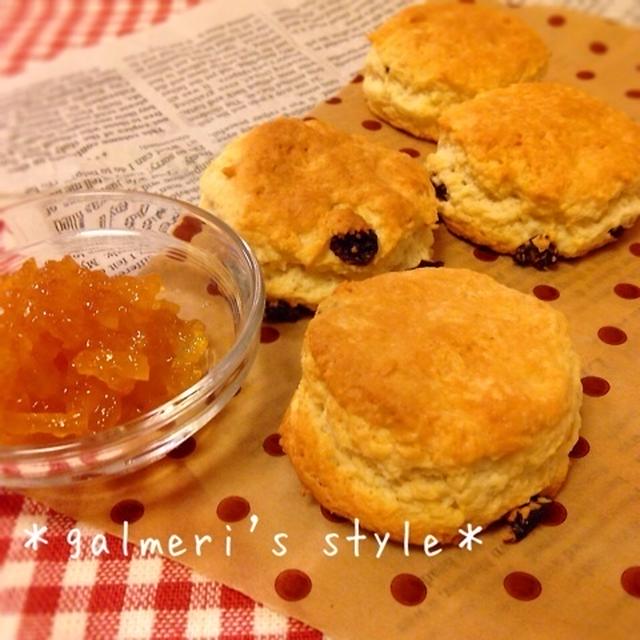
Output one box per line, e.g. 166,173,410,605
609,225,625,238
503,496,550,544
384,66,390,73
430,178,449,202
513,236,558,270
329,229,378,266
414,260,444,269
504,509,544,543
264,300,314,323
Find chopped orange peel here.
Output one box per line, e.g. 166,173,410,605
0,256,209,444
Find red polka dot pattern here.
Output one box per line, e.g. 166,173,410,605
569,436,590,458
216,496,250,522
473,247,499,262
10,8,635,633
390,574,427,606
614,283,640,299
503,572,542,601
260,326,280,344
262,433,285,457
590,41,608,54
167,436,197,459
533,285,559,301
540,501,567,526
172,216,203,243
110,499,145,525
275,569,312,601
621,567,640,598
597,326,627,345
581,376,610,397
548,15,566,27
206,280,221,296
361,119,382,131
320,506,348,524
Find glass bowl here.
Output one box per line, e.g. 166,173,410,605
0,191,264,486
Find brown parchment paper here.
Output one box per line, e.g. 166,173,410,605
30,3,640,638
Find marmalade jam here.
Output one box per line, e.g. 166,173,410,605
0,256,209,444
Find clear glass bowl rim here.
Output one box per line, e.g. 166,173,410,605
0,190,265,462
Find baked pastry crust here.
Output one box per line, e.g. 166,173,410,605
428,82,640,260
200,117,438,308
280,268,582,542
363,1,549,140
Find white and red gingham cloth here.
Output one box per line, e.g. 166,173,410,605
0,0,203,76
0,490,321,639
0,3,323,637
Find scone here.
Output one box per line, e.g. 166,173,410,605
280,268,582,543
363,1,549,140
428,82,640,268
200,117,438,321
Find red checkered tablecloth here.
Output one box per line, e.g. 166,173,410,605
0,490,322,639
0,2,323,638
0,0,204,76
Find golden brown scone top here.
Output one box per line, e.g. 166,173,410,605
306,268,577,467
203,117,435,265
439,82,640,206
369,2,549,94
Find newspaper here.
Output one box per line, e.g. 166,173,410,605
0,0,638,206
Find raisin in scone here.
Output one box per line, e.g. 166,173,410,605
427,83,640,268
363,1,549,141
280,268,582,543
200,117,438,320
